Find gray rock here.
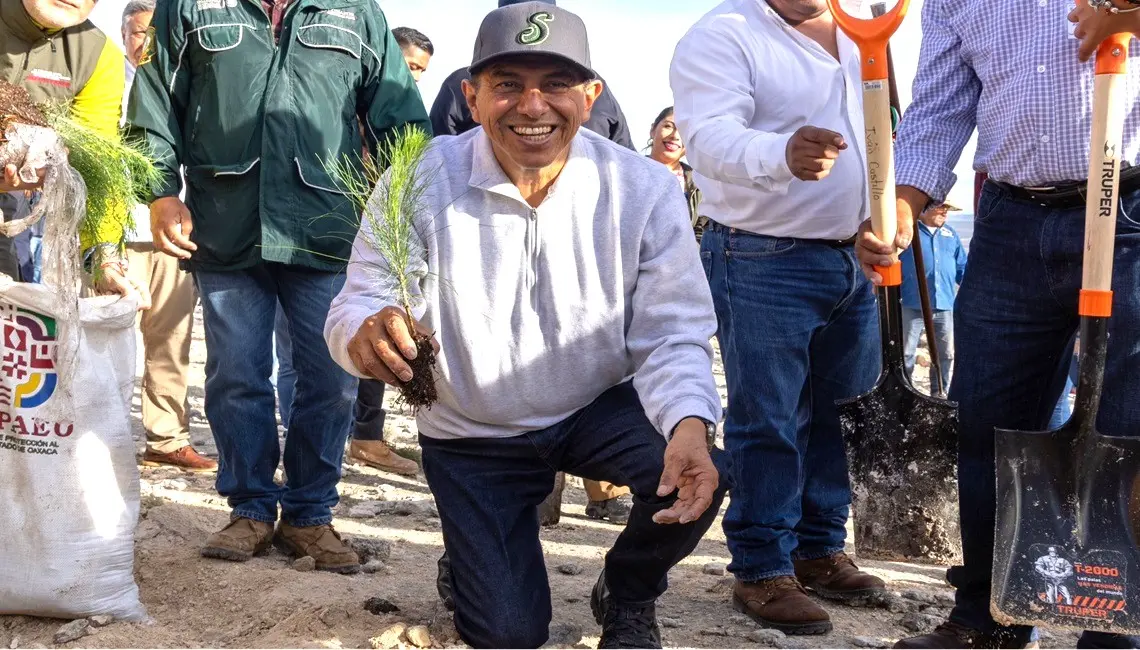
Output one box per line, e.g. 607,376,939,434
556,563,583,576
8,636,18,649
542,623,583,648
362,559,385,574
706,576,735,594
374,500,438,517
659,617,684,629
363,597,401,615
157,478,188,491
88,615,114,628
901,590,939,606
345,537,392,563
933,592,956,608
748,629,787,646
405,625,432,649
703,562,728,576
348,503,382,518
885,593,921,613
292,556,316,572
53,620,90,645
700,626,732,637
851,636,891,648
900,613,942,634
729,614,753,626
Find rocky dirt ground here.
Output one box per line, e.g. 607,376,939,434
0,312,1083,649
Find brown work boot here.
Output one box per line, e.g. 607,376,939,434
894,620,1039,649
273,522,360,574
732,576,832,635
794,551,887,603
201,516,274,562
142,445,218,473
347,439,419,476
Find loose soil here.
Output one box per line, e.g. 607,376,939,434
0,310,1083,649
0,79,48,134
398,333,438,410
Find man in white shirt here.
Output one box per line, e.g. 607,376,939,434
325,3,727,647
670,0,886,635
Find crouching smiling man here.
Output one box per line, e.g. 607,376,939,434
325,3,729,648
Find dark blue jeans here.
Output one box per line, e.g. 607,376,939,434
421,382,730,649
700,222,879,581
948,182,1140,648
903,307,954,397
275,304,386,441
195,262,357,526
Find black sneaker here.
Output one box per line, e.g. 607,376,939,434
436,551,454,611
585,495,633,524
591,570,662,649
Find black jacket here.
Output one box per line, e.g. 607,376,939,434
429,67,634,150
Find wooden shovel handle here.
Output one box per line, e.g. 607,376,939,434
826,0,911,286
1081,33,1132,318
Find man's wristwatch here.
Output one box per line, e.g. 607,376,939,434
671,417,718,451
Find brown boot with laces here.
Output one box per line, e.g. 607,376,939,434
732,576,832,635
201,516,274,562
794,551,887,603
273,522,360,574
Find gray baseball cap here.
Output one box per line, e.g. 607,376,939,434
469,1,595,79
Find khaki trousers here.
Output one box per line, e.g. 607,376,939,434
584,480,629,502
125,243,197,454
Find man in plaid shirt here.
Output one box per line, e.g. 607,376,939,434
858,2,1140,648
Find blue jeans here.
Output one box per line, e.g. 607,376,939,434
700,222,879,581
421,382,730,649
948,182,1140,648
194,262,357,526
275,303,386,440
902,307,954,397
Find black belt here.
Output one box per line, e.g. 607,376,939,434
988,164,1140,209
707,220,857,247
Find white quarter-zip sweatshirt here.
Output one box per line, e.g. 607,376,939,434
324,127,722,441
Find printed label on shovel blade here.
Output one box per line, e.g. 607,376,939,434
1025,545,1127,624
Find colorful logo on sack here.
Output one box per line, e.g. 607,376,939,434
0,305,58,409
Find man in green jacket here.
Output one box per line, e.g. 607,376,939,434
127,0,430,572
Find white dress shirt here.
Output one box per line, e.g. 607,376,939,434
670,0,870,240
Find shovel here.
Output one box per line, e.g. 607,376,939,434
991,32,1140,634
827,0,961,562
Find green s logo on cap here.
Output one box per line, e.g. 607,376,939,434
516,11,554,46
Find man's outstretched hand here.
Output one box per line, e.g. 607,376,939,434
0,164,45,193
654,418,719,525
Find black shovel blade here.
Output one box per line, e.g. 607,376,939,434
992,424,1140,633
838,364,960,561
993,317,1140,633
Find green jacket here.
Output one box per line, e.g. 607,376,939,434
127,0,430,272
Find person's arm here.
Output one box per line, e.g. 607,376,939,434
1069,0,1140,61
358,6,432,161
893,0,982,205
125,0,189,204
668,25,796,192
627,175,721,438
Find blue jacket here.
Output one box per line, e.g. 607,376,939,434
900,223,967,311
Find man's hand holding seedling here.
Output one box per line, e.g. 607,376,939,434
348,306,440,385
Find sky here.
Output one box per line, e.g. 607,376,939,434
87,0,980,210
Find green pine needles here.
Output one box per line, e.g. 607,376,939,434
43,106,162,250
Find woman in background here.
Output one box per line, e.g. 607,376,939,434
646,107,704,240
